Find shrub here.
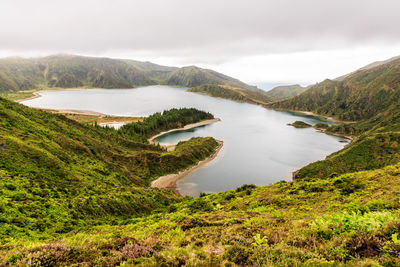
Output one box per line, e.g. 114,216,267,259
224,246,250,265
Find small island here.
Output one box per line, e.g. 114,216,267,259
288,120,312,128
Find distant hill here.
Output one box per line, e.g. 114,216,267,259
0,55,154,92
335,56,400,81
123,59,179,83
266,84,308,101
0,55,256,94
188,84,272,105
270,56,400,121
165,66,257,90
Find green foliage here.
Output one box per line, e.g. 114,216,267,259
252,234,269,247
0,97,219,241
2,161,400,265
312,211,398,236
165,66,255,90
289,121,312,128
119,108,214,141
295,132,400,179
188,84,272,105
271,57,400,121
0,55,256,93
266,84,308,101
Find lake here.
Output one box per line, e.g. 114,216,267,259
22,86,348,196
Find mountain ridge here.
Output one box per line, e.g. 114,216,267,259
265,84,308,101
0,54,256,94
269,56,400,121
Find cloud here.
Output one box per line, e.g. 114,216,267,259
1,0,400,55
0,0,399,83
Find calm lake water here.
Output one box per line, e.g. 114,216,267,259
22,86,348,196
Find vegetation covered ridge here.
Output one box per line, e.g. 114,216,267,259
118,108,214,142
188,84,272,105
265,84,308,101
269,57,400,122
2,162,400,266
0,98,219,241
0,54,256,95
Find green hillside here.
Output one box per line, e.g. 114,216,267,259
0,55,260,97
188,84,272,105
2,158,400,265
266,84,308,101
0,99,219,241
123,59,179,83
270,57,400,121
165,66,257,90
0,55,154,92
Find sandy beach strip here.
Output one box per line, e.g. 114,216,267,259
151,140,223,194
16,87,109,103
148,118,221,145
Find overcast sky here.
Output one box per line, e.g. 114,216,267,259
1,0,400,87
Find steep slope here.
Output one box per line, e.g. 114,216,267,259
123,59,179,83
41,55,155,88
0,98,219,239
335,55,400,81
0,55,258,95
270,57,400,121
266,84,308,101
0,58,45,92
165,66,257,90
0,55,155,92
3,163,400,266
188,84,272,105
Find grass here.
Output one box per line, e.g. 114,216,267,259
2,163,400,265
0,98,219,243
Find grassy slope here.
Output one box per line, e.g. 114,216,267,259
0,98,219,241
3,163,400,266
266,84,308,101
0,55,154,92
0,55,276,105
0,55,260,93
188,84,272,105
165,66,256,91
270,57,400,121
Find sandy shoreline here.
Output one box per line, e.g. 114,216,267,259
151,140,223,195
15,91,41,102
16,87,104,103
148,118,221,151
287,109,356,124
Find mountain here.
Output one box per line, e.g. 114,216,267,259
165,66,257,90
0,55,257,95
188,84,273,105
266,84,308,101
123,59,179,83
0,55,154,92
335,55,400,81
270,56,400,121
